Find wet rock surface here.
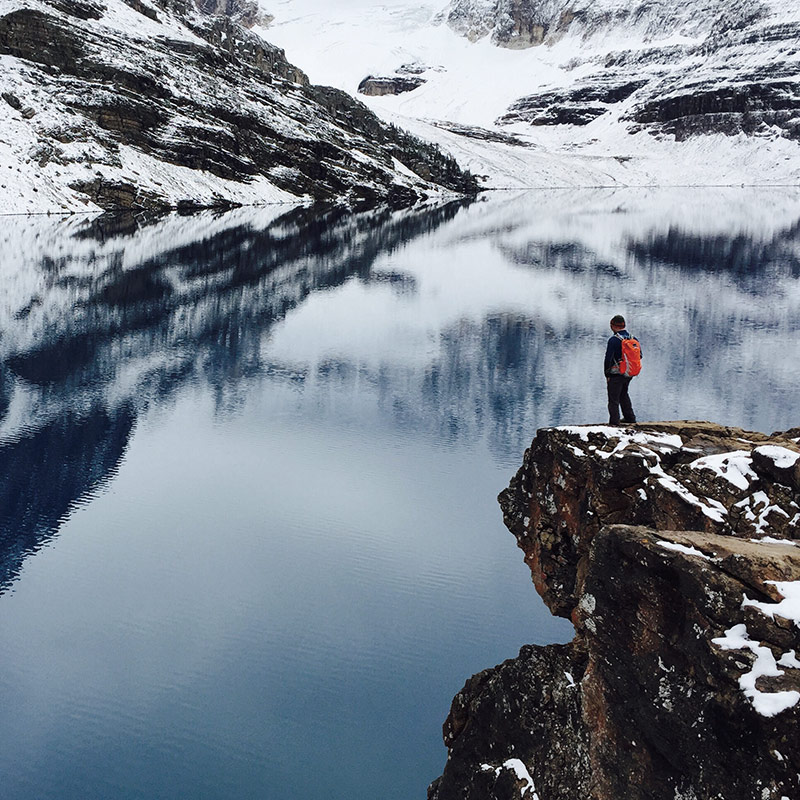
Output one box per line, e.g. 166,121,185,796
432,422,800,800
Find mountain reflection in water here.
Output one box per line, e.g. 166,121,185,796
0,201,465,591
1,188,799,800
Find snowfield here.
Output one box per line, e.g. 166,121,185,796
257,0,800,189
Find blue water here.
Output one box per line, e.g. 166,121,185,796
1,189,799,799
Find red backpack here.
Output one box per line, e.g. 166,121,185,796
617,334,642,377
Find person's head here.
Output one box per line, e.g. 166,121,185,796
610,314,626,331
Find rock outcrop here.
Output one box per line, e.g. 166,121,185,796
358,64,443,97
358,75,426,96
444,0,575,48
193,0,270,28
431,422,800,800
0,0,476,212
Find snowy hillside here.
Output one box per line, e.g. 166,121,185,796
0,0,475,213
258,0,800,188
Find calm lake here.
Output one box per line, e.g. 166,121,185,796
1,188,799,799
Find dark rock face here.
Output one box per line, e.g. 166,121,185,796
432,423,800,800
445,0,575,48
501,423,800,617
500,76,648,126
576,526,800,800
430,642,591,800
358,75,426,96
357,63,442,97
0,0,476,211
193,0,267,28
628,78,800,141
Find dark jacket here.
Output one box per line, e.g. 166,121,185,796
604,330,641,376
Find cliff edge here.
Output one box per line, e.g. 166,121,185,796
430,422,800,800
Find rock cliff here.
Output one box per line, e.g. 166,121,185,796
431,422,800,800
0,0,476,212
445,0,800,142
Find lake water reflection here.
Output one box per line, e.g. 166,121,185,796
1,189,799,799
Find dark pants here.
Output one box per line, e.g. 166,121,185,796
607,375,636,425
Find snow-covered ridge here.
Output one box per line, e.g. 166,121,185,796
0,0,475,212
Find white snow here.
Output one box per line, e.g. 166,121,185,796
689,451,756,492
556,426,753,525
713,582,800,717
257,0,800,191
735,492,790,535
750,537,797,546
742,581,800,627
3,0,800,209
752,445,800,471
0,0,306,213
778,650,800,669
556,425,682,452
712,623,800,717
648,462,728,524
658,541,713,560
480,759,539,798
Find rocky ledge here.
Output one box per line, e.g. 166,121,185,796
430,422,800,800
358,75,426,97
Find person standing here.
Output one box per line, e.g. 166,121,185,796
604,315,641,425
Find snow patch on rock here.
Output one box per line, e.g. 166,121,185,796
658,541,714,560
481,759,540,798
689,450,756,491
712,623,800,717
753,445,800,470
743,581,800,627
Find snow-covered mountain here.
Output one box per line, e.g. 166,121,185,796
259,0,800,188
0,0,476,212
1,0,798,210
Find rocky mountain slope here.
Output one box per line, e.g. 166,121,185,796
0,0,476,213
431,422,800,800
261,0,800,188
448,0,800,141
